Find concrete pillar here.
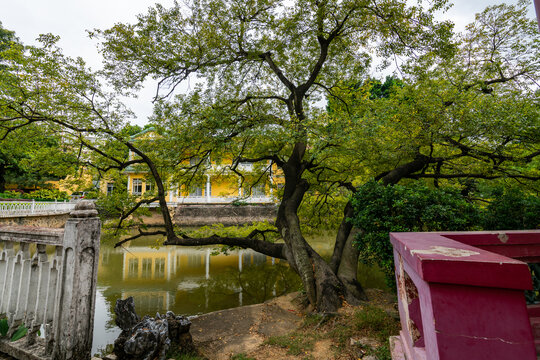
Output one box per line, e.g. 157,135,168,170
52,200,101,360
238,178,242,197
206,175,211,202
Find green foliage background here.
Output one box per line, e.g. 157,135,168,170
350,181,540,286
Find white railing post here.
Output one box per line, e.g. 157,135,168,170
31,199,35,214
51,201,101,360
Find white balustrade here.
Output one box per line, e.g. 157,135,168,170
0,201,100,360
0,200,76,217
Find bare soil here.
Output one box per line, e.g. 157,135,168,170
190,289,399,360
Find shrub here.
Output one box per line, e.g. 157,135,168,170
349,181,481,287
0,189,68,201
483,188,540,230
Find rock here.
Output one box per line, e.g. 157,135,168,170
112,299,194,360
362,356,378,360
123,315,171,360
164,311,191,339
163,311,195,353
114,297,140,332
350,337,379,348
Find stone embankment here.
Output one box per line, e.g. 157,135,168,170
173,204,278,226
139,204,278,226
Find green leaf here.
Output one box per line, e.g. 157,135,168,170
10,325,27,341
0,319,8,337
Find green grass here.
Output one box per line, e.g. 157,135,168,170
262,301,399,360
265,333,315,356
328,323,355,349
230,354,256,360
168,354,207,360
166,347,207,360
301,313,324,327
354,305,400,343
371,343,392,360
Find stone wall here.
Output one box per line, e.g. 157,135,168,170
0,212,70,228
0,201,101,360
172,204,277,226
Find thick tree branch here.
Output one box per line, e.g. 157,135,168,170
259,52,296,93
163,229,286,259
115,229,168,248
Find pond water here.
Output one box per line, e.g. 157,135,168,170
91,231,387,355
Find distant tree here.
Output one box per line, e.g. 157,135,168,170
0,24,80,191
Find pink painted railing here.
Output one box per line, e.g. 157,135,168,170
389,230,540,360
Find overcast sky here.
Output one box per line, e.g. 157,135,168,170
1,0,535,125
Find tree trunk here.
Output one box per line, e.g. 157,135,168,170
337,228,367,302
275,142,364,312
0,163,6,193
330,202,368,303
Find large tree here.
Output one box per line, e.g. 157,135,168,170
89,0,458,311
1,1,539,312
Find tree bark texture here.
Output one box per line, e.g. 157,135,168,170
274,142,366,312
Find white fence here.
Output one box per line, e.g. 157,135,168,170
0,201,100,360
147,196,274,207
0,200,75,217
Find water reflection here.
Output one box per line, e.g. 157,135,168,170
92,231,387,355
97,243,285,317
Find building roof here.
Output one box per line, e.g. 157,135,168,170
130,126,157,140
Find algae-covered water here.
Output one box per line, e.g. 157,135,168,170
91,231,387,354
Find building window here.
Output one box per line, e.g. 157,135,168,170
132,179,143,195
252,184,265,197
106,183,114,196
145,181,153,192
189,185,203,197
244,183,265,197
239,162,253,171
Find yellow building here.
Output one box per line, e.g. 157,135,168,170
124,128,283,204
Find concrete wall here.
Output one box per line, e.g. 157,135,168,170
172,204,277,226
0,212,70,228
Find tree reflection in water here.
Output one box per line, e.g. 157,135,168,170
201,262,302,305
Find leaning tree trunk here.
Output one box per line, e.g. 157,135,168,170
276,143,364,312
330,202,368,302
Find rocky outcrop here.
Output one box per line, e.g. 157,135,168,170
112,298,194,360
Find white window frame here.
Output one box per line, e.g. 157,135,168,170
132,179,143,195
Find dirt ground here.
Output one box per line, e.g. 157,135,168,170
190,289,399,360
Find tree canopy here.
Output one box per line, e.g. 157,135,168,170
0,0,538,312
